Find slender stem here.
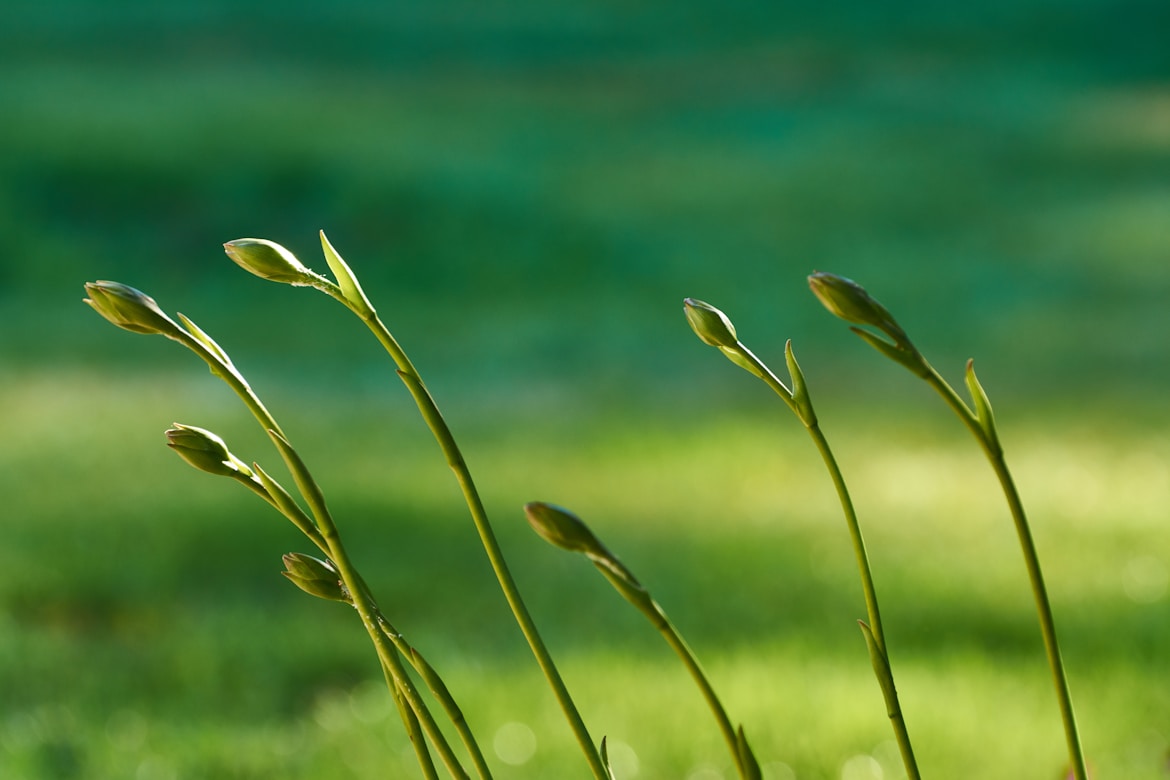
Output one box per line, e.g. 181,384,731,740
335,305,606,779
922,368,1086,780
807,424,919,779
375,615,495,780
805,426,886,649
737,344,920,780
384,657,441,780
648,602,744,778
300,476,471,780
174,331,470,779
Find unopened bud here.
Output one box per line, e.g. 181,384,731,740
224,238,320,286
524,501,648,614
524,502,607,557
281,553,351,603
683,298,739,349
83,281,184,338
808,272,930,375
165,424,252,477
807,272,908,345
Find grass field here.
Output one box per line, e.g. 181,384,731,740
2,1,1170,778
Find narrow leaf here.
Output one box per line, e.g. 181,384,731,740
600,736,616,780
858,620,900,718
718,345,768,380
784,340,817,427
850,327,929,377
737,725,763,780
320,231,375,317
965,359,1001,455
253,462,325,548
175,312,234,369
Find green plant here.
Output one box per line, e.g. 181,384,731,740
808,272,1087,780
84,237,1090,779
681,297,919,780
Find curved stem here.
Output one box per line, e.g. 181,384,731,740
922,368,1086,780
173,331,469,779
806,424,919,779
325,298,606,780
651,603,746,778
375,615,494,780
736,344,920,780
383,657,441,780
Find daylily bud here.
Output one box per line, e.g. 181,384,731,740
165,423,252,477
281,553,351,603
83,281,184,338
524,502,607,557
224,238,319,285
808,272,930,375
683,298,739,349
807,272,908,345
524,502,648,610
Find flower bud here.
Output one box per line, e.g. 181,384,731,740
83,281,184,338
807,272,908,345
281,553,351,603
683,298,739,348
223,238,319,285
524,501,607,557
165,424,252,478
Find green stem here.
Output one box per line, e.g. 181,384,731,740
922,368,1086,780
376,615,495,780
326,299,605,779
648,601,745,778
384,657,441,780
806,424,919,780
174,331,469,779
284,445,471,780
737,343,920,780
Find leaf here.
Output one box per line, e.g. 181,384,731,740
600,736,616,779
965,359,1002,455
858,620,900,718
784,340,817,427
320,230,375,317
850,327,929,377
175,312,234,369
737,725,763,780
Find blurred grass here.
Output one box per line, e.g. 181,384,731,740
2,366,1168,778
2,1,1170,778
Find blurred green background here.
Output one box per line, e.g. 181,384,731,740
2,1,1169,778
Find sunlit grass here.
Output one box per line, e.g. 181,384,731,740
2,368,1167,778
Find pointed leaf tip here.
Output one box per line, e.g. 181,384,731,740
320,232,375,316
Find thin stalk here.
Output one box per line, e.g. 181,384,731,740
527,501,754,778
922,368,1086,780
648,603,744,778
384,657,441,780
321,293,606,779
737,343,920,780
174,331,470,779
376,616,495,780
282,444,472,780
806,425,918,778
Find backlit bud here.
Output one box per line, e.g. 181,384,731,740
83,281,184,338
808,272,929,375
807,272,908,345
165,423,252,478
224,238,320,285
683,298,739,349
